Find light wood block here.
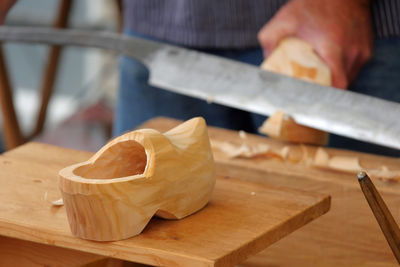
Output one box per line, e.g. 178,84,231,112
258,111,329,145
261,37,331,86
0,141,329,266
259,37,330,145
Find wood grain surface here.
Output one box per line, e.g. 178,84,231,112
59,117,216,241
141,117,400,266
0,141,329,266
0,236,108,267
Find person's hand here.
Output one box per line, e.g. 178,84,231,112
258,0,373,89
0,0,16,25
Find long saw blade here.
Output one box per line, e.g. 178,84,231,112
0,26,399,149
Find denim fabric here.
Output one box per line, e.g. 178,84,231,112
328,38,400,156
114,32,400,156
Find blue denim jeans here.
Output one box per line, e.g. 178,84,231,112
114,31,400,156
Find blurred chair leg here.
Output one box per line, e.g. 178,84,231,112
115,0,123,33
0,45,24,149
30,0,72,138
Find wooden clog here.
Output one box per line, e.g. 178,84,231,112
59,117,216,241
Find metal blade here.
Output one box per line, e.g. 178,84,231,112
0,26,399,149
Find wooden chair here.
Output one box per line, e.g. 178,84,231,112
0,0,122,151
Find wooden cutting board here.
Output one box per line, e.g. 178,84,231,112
0,142,329,267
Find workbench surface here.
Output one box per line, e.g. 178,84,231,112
0,137,329,267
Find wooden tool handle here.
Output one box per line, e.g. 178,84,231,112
259,37,330,145
261,37,331,86
358,171,400,264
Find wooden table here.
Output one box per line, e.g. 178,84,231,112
0,131,329,266
143,117,400,266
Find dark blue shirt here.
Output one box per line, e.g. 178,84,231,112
124,0,400,48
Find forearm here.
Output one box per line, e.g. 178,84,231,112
0,0,17,24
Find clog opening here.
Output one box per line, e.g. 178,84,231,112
73,140,147,179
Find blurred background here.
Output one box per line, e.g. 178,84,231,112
1,0,121,152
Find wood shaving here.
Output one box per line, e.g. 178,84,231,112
211,140,291,160
211,140,280,159
300,144,313,167
238,130,247,140
258,111,284,138
51,198,64,206
280,146,290,160
312,148,400,180
313,147,329,167
206,95,215,104
369,166,400,183
328,156,362,173
313,148,362,174
233,143,269,158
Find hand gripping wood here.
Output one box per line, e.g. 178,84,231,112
260,37,330,146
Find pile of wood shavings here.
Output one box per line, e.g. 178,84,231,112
211,130,288,160
368,166,400,183
313,148,400,183
211,132,400,183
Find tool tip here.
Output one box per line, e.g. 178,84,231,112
358,171,367,181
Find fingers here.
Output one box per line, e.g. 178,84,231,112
0,0,17,25
344,46,360,83
344,40,373,84
346,52,364,84
311,39,348,89
257,13,295,57
328,58,348,89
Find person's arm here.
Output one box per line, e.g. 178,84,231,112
0,0,16,24
258,0,373,89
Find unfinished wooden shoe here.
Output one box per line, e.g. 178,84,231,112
59,117,216,241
